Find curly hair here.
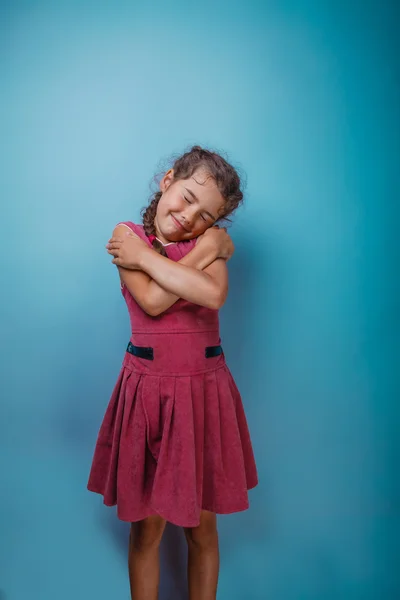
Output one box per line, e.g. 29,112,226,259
141,145,245,256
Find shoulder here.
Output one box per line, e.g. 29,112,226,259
165,236,197,260
114,221,142,234
113,221,149,242
176,238,197,252
180,237,197,249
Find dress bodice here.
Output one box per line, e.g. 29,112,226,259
119,222,220,334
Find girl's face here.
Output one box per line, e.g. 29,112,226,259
154,168,225,243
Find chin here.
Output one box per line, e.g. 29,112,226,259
165,231,183,242
158,224,183,243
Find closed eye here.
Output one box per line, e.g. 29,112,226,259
183,195,192,204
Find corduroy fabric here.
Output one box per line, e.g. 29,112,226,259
87,222,258,527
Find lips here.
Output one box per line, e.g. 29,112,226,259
171,214,189,232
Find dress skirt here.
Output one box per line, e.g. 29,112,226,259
87,329,258,527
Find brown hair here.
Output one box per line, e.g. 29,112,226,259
141,145,245,256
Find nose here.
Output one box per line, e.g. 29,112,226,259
182,207,196,227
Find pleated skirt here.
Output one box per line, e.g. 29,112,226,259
87,330,258,527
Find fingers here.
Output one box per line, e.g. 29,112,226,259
107,243,120,256
106,241,122,251
112,255,126,265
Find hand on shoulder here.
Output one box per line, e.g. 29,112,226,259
106,224,149,269
196,226,235,261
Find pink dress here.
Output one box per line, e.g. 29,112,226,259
87,222,258,527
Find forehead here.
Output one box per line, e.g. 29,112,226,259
181,169,225,212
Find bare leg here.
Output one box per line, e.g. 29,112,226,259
184,510,220,600
128,515,167,600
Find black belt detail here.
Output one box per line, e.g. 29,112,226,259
126,342,222,360
205,345,223,358
126,342,154,360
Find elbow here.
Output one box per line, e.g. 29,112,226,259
145,305,163,317
208,287,227,311
124,287,158,317
140,301,162,317
123,280,165,317
141,295,165,317
213,298,226,310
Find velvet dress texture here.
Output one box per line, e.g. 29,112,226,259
87,222,258,527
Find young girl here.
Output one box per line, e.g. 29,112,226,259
88,145,258,600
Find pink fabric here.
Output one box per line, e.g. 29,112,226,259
87,222,258,527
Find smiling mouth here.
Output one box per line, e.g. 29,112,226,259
171,215,189,232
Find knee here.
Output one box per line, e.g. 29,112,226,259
130,515,166,552
184,511,218,550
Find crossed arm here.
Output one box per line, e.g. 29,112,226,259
111,225,229,316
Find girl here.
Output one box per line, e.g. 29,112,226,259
87,145,258,600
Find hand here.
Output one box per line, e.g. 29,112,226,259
106,231,149,269
196,226,235,261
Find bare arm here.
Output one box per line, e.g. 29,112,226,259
112,225,231,316
118,239,219,316
136,249,228,310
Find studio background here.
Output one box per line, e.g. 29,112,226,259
1,1,398,599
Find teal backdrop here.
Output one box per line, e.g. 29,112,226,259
1,1,398,599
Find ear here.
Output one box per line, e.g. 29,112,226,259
160,169,174,192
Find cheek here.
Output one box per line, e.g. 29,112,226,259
162,195,184,214
157,195,168,215
157,199,175,223
192,221,211,236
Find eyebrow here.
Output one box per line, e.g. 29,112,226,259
184,187,216,221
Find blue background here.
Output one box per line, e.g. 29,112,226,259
1,1,398,599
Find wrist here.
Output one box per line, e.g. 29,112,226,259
199,236,219,261
137,246,152,271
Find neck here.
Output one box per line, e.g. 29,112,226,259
155,231,170,245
